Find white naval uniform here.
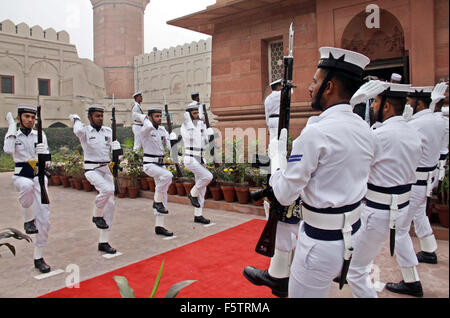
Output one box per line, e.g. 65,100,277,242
3,129,51,249
132,102,144,151
140,118,173,216
347,116,422,298
265,90,281,142
432,111,449,187
180,117,213,213
407,109,446,255
73,121,115,243
269,104,376,298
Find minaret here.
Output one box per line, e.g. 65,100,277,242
90,0,150,99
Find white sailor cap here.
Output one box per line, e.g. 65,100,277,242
88,104,105,112
147,105,163,114
380,83,411,98
270,79,282,89
390,73,402,82
407,86,434,98
318,47,370,80
133,91,142,99
17,104,37,114
191,92,199,100
186,101,199,111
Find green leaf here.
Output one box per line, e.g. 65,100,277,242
0,228,32,243
150,259,164,298
164,280,196,298
113,276,135,298
0,243,16,256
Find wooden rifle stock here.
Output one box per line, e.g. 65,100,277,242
111,106,123,195
164,104,183,178
36,105,50,204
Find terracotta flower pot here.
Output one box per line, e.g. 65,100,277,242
48,177,54,186
128,186,139,199
249,187,264,206
168,182,177,195
221,185,236,203
73,178,83,190
69,178,75,188
60,175,70,187
175,182,186,196
140,177,149,191
118,186,127,198
82,179,93,192
205,187,212,199
51,175,61,186
146,177,156,192
435,204,449,228
183,182,195,195
208,186,223,201
234,185,250,204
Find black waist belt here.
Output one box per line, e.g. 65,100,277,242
416,165,438,172
365,183,411,210
14,162,35,179
143,154,165,166
269,114,279,118
133,123,143,127
302,201,362,241
187,147,204,151
144,154,164,158
187,154,204,164
84,161,111,164
440,153,448,161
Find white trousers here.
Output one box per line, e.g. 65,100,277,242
85,166,115,230
268,118,278,142
347,206,410,298
13,176,50,248
183,156,213,208
132,124,142,151
289,222,356,298
276,222,299,252
143,163,172,216
410,185,435,245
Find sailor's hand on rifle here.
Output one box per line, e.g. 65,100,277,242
402,104,414,121
111,141,121,151
36,143,46,155
269,128,288,173
169,132,178,141
350,80,389,106
69,114,80,124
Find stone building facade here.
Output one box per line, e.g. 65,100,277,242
168,0,449,138
134,38,212,125
0,19,106,128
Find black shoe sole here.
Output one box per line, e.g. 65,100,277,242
188,194,201,208
417,257,438,264
385,285,423,298
242,269,287,298
36,268,51,274
25,230,39,234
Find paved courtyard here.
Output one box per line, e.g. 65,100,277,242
0,172,448,298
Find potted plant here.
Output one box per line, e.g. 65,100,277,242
139,171,149,191
167,165,178,195
435,164,449,228
47,162,61,186
207,165,223,201
249,168,264,206
234,163,250,204
219,166,237,203
123,150,142,199
182,167,195,194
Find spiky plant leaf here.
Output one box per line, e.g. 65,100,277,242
164,280,197,298
150,259,164,298
0,243,16,256
113,276,135,298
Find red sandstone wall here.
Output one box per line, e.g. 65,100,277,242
434,0,449,82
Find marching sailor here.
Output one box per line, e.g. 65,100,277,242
269,47,374,297
69,105,122,254
131,91,144,151
3,105,52,273
134,105,178,237
345,82,423,298
180,102,214,224
265,79,282,141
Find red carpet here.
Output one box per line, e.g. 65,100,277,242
40,219,276,298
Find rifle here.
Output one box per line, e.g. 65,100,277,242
251,22,296,257
164,96,183,178
201,102,218,165
36,99,51,204
111,94,123,195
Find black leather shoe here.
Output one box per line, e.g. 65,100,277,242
24,219,38,234
333,276,348,285
98,242,116,254
153,202,168,214
188,194,201,208
194,215,210,224
417,251,438,264
34,258,51,273
155,226,173,237
242,266,288,298
385,280,423,297
92,217,109,229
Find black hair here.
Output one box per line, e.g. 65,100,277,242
324,69,363,100
386,97,407,115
